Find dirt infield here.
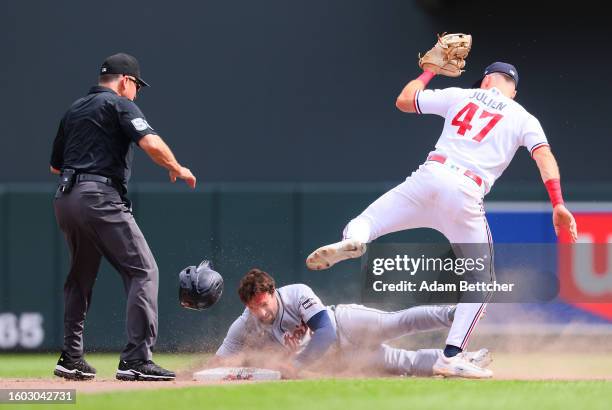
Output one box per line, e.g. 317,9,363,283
490,354,612,381
0,377,215,393
2,353,610,394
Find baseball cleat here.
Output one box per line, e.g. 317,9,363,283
306,239,367,270
465,348,493,369
433,352,493,379
116,359,176,381
53,351,96,380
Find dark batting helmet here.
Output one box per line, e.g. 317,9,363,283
178,260,224,310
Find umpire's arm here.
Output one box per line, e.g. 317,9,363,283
138,134,197,188
49,118,65,174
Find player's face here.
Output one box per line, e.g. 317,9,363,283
247,292,278,324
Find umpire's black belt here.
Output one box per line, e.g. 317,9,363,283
76,173,115,186
75,173,131,210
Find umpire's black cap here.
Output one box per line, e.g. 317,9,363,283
100,53,150,87
472,62,519,89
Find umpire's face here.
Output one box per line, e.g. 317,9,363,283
246,291,279,325
118,75,140,101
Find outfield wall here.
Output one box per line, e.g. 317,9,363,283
0,184,611,352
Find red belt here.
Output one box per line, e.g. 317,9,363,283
427,154,483,187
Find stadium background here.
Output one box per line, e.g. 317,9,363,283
1,0,610,352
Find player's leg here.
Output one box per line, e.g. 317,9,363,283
377,346,441,376
334,303,492,378
377,305,456,341
372,305,455,342
432,179,494,377
366,345,492,376
441,212,493,352
342,174,434,243
334,304,454,348
307,166,436,270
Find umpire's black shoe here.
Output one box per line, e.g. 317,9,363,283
116,359,176,381
53,351,96,380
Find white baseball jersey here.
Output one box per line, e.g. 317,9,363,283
414,87,549,190
216,284,335,357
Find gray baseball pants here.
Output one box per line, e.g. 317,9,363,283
333,304,454,376
54,181,158,361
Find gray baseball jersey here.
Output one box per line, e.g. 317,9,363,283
215,283,461,376
216,284,336,357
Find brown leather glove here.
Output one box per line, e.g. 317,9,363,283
418,33,472,77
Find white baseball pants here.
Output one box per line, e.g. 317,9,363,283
343,162,494,349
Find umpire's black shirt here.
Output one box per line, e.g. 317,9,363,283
50,86,157,193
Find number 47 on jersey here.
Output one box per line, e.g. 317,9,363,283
451,102,503,142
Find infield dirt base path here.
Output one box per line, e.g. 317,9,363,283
2,355,611,395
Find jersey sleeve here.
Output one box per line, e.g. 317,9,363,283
215,309,250,357
293,310,337,369
521,114,549,157
414,87,471,118
295,284,326,323
114,98,158,144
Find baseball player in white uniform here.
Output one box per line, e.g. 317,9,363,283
210,269,492,378
305,61,578,378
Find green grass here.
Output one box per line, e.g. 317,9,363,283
1,353,611,410
17,378,612,410
0,353,205,378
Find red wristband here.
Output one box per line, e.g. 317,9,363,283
416,70,436,86
544,178,564,207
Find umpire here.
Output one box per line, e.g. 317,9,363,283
50,53,196,381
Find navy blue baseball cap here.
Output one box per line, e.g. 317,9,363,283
472,62,519,89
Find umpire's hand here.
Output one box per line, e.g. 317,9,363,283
170,166,197,188
139,134,197,189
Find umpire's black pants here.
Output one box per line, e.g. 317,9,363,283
54,181,158,361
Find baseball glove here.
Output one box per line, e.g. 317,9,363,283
418,33,472,77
